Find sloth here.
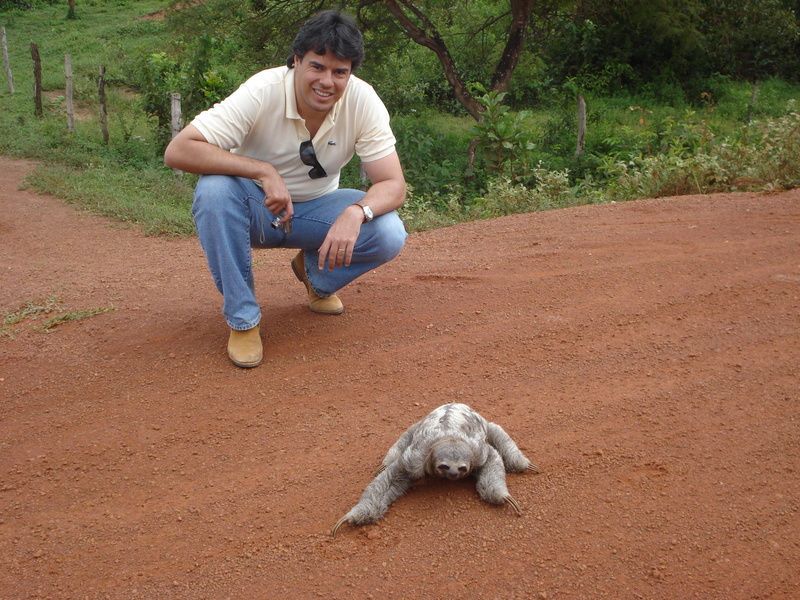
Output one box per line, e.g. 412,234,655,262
332,403,539,536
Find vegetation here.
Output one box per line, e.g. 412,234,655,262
0,0,798,237
0,294,115,337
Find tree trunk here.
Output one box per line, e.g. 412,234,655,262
383,0,482,120
490,0,534,93
380,1,535,173
383,0,534,121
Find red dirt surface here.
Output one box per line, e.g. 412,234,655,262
1,156,798,599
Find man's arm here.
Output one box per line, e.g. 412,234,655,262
318,150,406,270
164,124,293,217
360,150,407,216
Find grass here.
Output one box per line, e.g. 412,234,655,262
1,1,167,92
0,294,116,338
25,163,198,236
37,305,116,333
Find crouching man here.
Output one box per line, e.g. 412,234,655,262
164,10,407,368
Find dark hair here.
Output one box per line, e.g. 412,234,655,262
287,10,364,72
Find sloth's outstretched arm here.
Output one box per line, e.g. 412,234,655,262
375,423,420,475
332,463,416,536
485,422,540,473
474,447,523,516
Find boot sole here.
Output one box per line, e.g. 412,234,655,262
229,355,263,368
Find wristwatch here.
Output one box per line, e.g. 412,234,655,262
355,202,373,223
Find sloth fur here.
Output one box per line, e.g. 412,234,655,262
332,403,539,536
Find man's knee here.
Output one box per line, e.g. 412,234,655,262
193,175,256,223
373,213,407,263
194,175,242,203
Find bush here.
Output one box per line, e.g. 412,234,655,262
392,112,467,196
599,100,800,199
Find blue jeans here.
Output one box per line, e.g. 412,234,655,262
192,175,407,330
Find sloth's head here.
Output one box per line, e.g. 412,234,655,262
426,438,474,480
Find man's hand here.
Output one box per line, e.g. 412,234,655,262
315,151,406,271
164,124,294,221
318,204,364,270
259,168,293,222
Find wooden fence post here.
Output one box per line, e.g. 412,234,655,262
30,42,42,117
170,93,183,138
65,55,75,132
171,93,183,174
98,66,109,144
575,93,586,157
2,27,13,94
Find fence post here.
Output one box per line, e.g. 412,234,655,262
30,42,42,117
2,27,13,94
171,93,183,175
98,66,109,144
171,93,183,138
575,93,586,157
65,55,75,132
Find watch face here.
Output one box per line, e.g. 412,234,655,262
364,206,373,221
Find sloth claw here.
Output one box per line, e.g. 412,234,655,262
331,516,349,537
505,494,522,516
526,463,540,473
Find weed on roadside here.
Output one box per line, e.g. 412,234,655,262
1,295,116,338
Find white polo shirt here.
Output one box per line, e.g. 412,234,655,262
190,66,396,202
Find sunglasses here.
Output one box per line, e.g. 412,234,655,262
299,140,328,179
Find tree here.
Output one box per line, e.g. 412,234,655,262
376,0,536,120
166,0,549,121
700,0,799,82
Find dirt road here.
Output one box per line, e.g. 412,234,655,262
1,156,798,599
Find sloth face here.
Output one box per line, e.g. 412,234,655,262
427,438,473,480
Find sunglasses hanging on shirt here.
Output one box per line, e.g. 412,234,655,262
299,140,328,179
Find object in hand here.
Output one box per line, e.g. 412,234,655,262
271,211,292,233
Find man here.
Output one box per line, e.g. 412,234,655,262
164,10,407,369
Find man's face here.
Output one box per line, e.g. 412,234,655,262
293,50,352,118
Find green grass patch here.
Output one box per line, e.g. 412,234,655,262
23,163,197,236
37,305,116,333
1,294,117,338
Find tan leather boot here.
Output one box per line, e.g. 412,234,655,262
227,326,263,368
291,251,344,315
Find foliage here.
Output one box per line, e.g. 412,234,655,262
700,0,800,81
545,0,800,98
0,1,799,238
392,112,466,195
0,0,56,10
470,84,535,180
470,168,570,218
132,34,233,149
599,100,800,200
399,184,472,232
1,294,115,338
